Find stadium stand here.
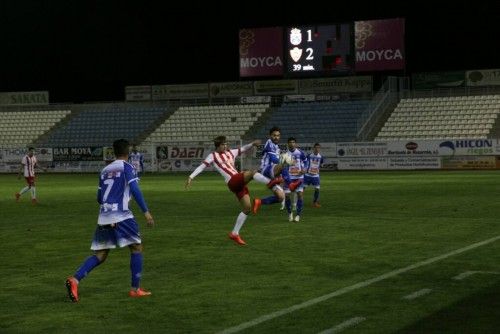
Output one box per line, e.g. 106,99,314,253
249,100,370,142
0,110,71,147
38,105,169,147
375,95,500,141
144,104,268,143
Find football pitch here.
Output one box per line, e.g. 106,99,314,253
1,171,499,333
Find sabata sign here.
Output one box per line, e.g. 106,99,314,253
0,91,49,105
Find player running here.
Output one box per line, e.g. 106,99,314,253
15,147,46,204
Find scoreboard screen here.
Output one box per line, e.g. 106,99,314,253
286,24,354,76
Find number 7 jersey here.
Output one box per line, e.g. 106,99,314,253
97,160,138,225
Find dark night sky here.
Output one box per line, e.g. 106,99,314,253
0,0,498,103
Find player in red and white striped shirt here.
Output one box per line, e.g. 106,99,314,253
15,147,45,204
185,136,282,245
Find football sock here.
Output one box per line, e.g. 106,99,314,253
314,189,320,203
291,192,297,207
74,255,101,281
232,212,248,235
285,198,292,213
297,198,303,215
253,172,271,184
19,186,30,195
261,195,279,205
130,253,143,289
31,186,36,199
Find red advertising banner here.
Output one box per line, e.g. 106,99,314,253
239,27,284,77
355,18,405,72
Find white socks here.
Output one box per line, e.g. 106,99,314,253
20,186,30,195
232,212,248,235
253,172,271,184
31,186,36,199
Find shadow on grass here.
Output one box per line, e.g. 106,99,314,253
397,279,500,333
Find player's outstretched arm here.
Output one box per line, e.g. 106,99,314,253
186,162,208,189
251,139,262,147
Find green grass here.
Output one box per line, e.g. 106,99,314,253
1,171,499,333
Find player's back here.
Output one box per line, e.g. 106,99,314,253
97,160,136,225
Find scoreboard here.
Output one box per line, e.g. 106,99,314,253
285,23,354,76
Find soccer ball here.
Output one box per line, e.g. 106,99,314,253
279,152,293,165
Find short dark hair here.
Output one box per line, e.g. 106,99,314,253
269,126,280,135
287,137,296,143
313,143,321,147
214,135,227,148
28,146,35,151
113,139,130,156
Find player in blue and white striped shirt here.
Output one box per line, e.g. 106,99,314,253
128,144,144,176
304,143,324,208
284,137,307,222
252,126,301,214
66,139,155,302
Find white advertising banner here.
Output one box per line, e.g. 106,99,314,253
152,83,209,100
387,157,441,169
466,68,500,86
386,139,494,157
157,159,211,172
441,156,496,169
209,81,254,98
156,145,208,160
240,96,271,104
336,157,388,170
0,91,49,105
386,140,440,156
125,86,152,101
253,79,299,96
299,76,373,94
0,162,23,172
494,139,500,154
284,94,316,102
336,142,388,157
0,148,53,162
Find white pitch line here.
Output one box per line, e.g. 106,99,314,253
402,288,432,300
218,234,500,334
453,270,500,280
316,317,366,334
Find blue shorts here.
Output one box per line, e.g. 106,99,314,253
304,175,320,188
91,218,142,250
